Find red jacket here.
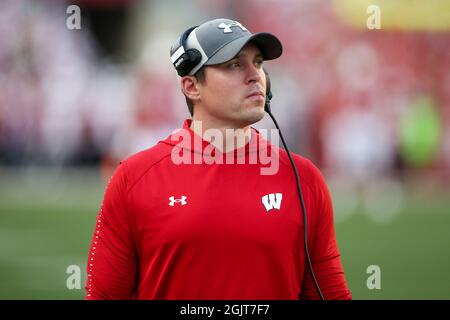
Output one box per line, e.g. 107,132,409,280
86,119,352,299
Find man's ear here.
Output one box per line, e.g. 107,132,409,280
181,76,201,101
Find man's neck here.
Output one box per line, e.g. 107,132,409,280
189,117,252,153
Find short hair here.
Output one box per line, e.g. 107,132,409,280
184,66,206,116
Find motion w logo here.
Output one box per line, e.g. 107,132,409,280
262,193,283,212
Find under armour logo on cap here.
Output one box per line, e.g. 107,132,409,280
169,196,187,206
218,21,247,33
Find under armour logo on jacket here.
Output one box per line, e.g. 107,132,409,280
169,196,187,206
262,193,283,212
218,21,247,33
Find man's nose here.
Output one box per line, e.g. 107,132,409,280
246,64,263,84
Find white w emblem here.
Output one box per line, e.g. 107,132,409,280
169,196,187,206
218,21,247,33
262,193,283,212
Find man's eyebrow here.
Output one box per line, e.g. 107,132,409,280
233,52,264,59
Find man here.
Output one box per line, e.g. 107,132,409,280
86,18,351,300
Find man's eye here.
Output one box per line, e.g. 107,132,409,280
255,60,263,67
228,62,240,69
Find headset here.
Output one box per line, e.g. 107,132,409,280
264,69,325,300
171,26,202,77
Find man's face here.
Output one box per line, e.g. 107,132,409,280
196,43,267,127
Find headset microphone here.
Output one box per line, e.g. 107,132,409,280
264,72,272,113
263,69,325,300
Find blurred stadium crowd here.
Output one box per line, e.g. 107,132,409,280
1,0,449,182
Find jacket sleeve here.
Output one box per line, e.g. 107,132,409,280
85,162,138,299
298,160,352,300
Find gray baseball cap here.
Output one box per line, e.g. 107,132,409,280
170,18,283,76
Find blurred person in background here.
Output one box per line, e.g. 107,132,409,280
85,18,351,300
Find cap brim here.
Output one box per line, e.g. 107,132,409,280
204,32,282,66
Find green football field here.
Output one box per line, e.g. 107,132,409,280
0,167,449,299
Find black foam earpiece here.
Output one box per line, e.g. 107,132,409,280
172,26,202,77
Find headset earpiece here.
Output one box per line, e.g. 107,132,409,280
171,26,202,77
